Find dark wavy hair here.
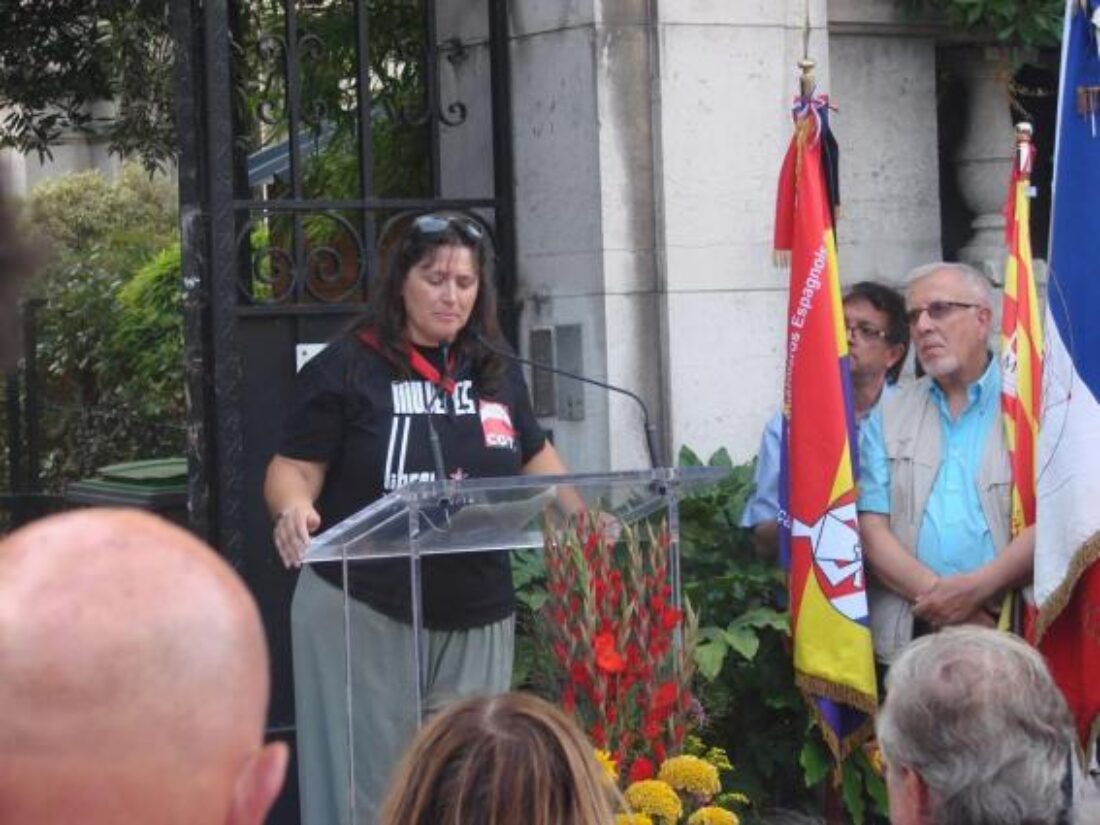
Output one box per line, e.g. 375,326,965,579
359,210,507,392
844,280,909,383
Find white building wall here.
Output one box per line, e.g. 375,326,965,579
506,0,947,469
654,1,831,462
510,0,662,472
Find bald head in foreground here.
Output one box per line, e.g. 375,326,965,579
0,509,288,824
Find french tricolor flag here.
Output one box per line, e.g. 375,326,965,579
1034,0,1100,761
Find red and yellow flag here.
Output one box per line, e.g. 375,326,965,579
1000,125,1043,539
774,92,877,760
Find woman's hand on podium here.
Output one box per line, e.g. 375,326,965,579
273,504,321,569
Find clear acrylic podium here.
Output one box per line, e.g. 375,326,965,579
301,466,726,825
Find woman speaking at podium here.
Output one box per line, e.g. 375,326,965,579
264,212,569,825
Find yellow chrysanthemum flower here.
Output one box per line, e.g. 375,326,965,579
615,814,654,825
657,754,721,797
595,749,620,782
624,779,683,824
687,806,740,825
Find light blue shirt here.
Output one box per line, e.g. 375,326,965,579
740,413,782,528
857,358,1000,576
740,385,893,528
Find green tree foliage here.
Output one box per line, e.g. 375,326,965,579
0,0,436,179
21,165,183,491
900,0,1064,47
0,0,174,172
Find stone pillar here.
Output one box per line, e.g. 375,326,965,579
951,45,1015,283
652,1,832,461
827,1,944,288
509,0,661,471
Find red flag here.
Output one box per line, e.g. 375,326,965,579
774,94,876,760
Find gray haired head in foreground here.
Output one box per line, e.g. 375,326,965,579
876,627,1074,825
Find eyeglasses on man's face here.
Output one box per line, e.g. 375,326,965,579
846,322,888,343
905,300,980,327
412,213,484,246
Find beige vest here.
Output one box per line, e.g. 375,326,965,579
867,375,1013,663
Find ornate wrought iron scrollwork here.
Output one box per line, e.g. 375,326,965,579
297,32,329,128
235,211,366,305
302,212,366,303
391,38,469,129
235,215,296,304
254,33,288,127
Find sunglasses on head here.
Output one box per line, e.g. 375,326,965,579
905,300,980,327
411,213,485,246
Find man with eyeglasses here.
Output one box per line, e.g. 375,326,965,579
858,262,1034,668
741,281,909,557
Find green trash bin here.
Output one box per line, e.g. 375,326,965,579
65,457,189,528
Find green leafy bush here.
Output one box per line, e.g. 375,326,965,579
14,165,183,492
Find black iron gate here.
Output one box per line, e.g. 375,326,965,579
171,1,514,818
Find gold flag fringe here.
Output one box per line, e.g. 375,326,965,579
795,672,878,761
1032,529,1100,643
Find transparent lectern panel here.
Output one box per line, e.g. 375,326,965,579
338,560,421,825
302,467,726,564
299,465,727,825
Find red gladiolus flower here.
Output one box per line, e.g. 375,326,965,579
653,681,678,710
661,606,683,630
563,686,576,714
591,721,607,748
628,756,655,782
594,631,626,674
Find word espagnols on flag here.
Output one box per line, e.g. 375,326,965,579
790,243,827,330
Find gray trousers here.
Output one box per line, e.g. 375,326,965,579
291,565,514,825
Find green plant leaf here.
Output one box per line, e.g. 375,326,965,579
722,625,761,661
679,444,703,467
841,760,867,824
695,638,729,681
800,736,830,787
730,605,789,632
707,447,734,469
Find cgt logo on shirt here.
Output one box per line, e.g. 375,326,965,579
479,401,516,450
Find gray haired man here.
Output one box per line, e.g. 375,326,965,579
877,627,1075,825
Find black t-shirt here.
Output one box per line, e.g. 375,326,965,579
279,334,546,629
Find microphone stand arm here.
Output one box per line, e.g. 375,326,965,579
475,333,663,469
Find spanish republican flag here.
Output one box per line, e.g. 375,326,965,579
774,92,877,759
1035,0,1100,759
1000,125,1042,542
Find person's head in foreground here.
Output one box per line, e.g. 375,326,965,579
378,692,617,825
876,627,1075,825
0,509,288,825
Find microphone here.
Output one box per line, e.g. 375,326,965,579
425,340,450,493
473,332,663,469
